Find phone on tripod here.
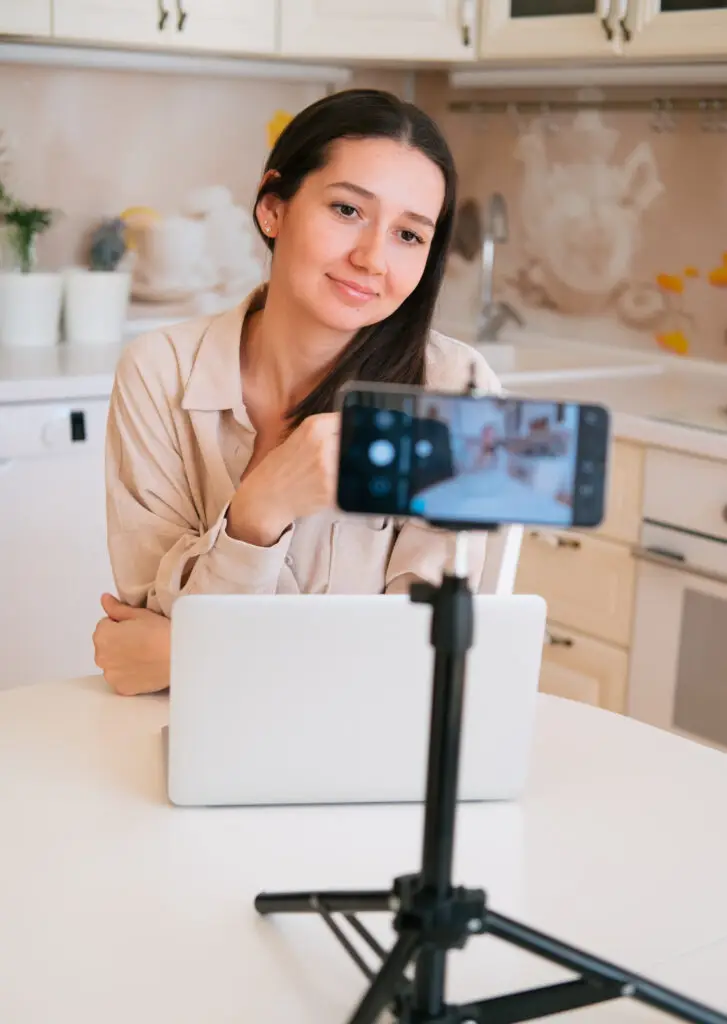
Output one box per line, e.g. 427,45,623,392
336,382,610,530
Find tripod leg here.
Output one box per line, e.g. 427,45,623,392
412,948,446,1019
346,931,420,1024
255,889,391,915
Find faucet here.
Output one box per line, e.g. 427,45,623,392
476,192,524,343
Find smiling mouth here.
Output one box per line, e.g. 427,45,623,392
327,274,379,299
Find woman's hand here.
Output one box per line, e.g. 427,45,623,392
93,594,171,696
227,412,340,546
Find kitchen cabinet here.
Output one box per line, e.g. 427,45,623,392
53,0,172,47
516,526,636,647
478,0,620,61
541,623,630,713
53,0,275,54
0,398,115,689
515,439,643,713
0,0,52,36
628,447,727,751
164,0,276,55
279,0,478,62
624,0,727,60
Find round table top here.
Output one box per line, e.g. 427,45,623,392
1,675,727,1023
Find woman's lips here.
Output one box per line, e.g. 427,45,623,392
327,274,378,305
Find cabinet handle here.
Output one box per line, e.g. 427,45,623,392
633,545,727,587
157,0,169,30
597,0,614,40
175,0,187,31
529,530,581,550
616,0,632,41
545,629,574,648
459,0,475,47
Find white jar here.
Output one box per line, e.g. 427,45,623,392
0,271,63,348
63,268,132,345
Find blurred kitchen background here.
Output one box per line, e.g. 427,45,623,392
2,3,727,752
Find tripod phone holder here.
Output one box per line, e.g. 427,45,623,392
256,370,726,1024
255,532,727,1024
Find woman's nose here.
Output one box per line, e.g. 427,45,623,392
351,228,387,276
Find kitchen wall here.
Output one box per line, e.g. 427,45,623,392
422,74,727,364
0,60,409,322
3,57,727,363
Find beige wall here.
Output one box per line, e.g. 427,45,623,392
422,72,727,363
0,62,327,271
2,58,725,362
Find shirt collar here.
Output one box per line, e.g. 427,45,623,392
181,284,267,418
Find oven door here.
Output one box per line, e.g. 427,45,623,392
628,520,727,750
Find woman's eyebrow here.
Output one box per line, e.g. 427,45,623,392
326,181,436,229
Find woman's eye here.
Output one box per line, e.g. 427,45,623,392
399,229,425,246
332,202,359,219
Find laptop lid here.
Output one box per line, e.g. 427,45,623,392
167,594,546,808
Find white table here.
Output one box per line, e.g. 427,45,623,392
1,676,727,1023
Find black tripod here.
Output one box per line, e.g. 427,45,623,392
255,538,727,1024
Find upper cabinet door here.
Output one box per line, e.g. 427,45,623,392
166,1,276,54
0,0,52,36
279,0,478,62
479,0,619,60
624,0,727,59
53,1,171,46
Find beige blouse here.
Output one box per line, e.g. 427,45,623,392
105,286,503,616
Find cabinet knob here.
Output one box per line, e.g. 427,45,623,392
176,1,187,31
530,530,581,550
545,630,574,648
616,0,632,41
459,0,475,47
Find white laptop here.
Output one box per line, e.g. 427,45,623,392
166,593,546,808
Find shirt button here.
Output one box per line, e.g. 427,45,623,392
284,554,294,568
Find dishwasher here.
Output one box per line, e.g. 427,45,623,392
628,446,727,750
0,397,116,689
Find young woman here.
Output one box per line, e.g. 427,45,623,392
93,88,501,697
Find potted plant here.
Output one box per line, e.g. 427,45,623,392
63,218,132,345
0,182,62,348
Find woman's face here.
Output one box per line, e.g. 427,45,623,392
257,136,446,335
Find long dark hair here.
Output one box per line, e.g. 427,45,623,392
253,88,457,429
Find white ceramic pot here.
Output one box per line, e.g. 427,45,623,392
63,268,132,345
0,271,63,348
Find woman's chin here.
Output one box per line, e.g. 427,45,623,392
312,301,384,335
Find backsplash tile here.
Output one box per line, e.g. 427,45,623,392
0,63,330,274
0,61,409,323
3,59,725,365
426,76,727,364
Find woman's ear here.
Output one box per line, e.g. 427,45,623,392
255,169,283,239
255,192,284,240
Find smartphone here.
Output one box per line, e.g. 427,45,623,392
336,383,610,530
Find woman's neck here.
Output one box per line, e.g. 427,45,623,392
242,278,353,416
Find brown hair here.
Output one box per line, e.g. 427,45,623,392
253,88,458,429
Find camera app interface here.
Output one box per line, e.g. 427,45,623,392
338,394,581,527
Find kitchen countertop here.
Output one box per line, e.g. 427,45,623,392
0,341,124,403
510,361,727,461
2,323,727,461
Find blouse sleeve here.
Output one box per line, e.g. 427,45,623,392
105,336,292,617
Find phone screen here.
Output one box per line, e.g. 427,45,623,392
337,387,609,529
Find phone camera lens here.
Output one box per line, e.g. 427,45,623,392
375,410,395,430
414,439,433,459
